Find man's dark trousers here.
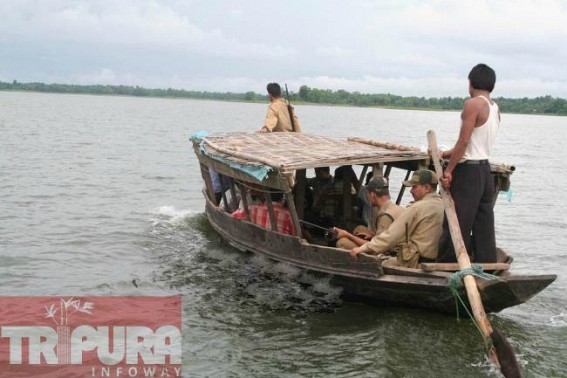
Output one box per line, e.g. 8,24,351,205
437,162,497,263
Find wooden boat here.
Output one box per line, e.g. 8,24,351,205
191,132,556,314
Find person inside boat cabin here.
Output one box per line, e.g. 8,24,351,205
313,166,359,224
334,176,404,250
209,169,233,206
349,170,444,269
231,192,296,236
257,83,302,133
307,167,334,203
305,166,360,231
357,171,376,229
437,63,500,263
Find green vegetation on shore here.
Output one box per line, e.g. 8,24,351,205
1,80,566,116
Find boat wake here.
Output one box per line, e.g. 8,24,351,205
144,206,344,316
240,255,343,314
148,205,199,227
549,312,566,327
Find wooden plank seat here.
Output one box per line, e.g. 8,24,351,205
421,263,511,272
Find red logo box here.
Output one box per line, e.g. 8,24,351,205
0,296,182,377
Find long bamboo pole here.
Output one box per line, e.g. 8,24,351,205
348,137,422,152
428,130,520,377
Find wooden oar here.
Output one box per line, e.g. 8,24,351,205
427,130,521,378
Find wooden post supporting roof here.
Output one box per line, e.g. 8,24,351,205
200,164,216,204
229,180,238,212
237,183,251,221
384,164,392,179
221,189,229,210
294,169,306,221
358,165,369,189
265,193,278,232
396,170,412,205
342,172,352,227
373,163,384,178
286,192,303,239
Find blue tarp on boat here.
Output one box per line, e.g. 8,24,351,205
190,131,273,182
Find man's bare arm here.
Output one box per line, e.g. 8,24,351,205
334,228,367,247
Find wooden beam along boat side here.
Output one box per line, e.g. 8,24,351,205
421,263,511,272
206,199,386,278
382,263,452,280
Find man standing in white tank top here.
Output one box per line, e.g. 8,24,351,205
437,64,500,263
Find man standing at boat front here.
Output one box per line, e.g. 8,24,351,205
437,64,500,263
258,83,302,133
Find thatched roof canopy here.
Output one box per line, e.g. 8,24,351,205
201,133,428,172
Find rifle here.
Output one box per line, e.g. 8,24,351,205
299,220,338,239
284,84,297,132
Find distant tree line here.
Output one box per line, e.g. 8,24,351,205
1,80,566,116
0,80,267,103
296,86,567,115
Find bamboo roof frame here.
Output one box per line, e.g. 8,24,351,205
201,132,429,172
198,132,515,179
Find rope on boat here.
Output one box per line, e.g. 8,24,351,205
448,265,499,350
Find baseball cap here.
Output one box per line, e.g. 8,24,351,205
402,170,438,187
365,176,389,192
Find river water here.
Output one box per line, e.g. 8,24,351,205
1,91,565,377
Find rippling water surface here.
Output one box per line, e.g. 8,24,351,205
1,92,566,377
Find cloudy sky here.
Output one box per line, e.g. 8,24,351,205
1,0,566,97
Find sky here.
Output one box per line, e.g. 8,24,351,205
1,0,566,98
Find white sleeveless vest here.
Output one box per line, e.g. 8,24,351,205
463,95,499,160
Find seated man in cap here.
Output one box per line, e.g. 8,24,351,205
349,170,444,269
334,176,404,250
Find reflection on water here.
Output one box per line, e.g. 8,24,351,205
1,92,565,377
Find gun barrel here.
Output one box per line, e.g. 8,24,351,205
284,83,296,132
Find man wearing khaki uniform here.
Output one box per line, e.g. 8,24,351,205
258,83,301,133
350,170,444,268
335,176,404,250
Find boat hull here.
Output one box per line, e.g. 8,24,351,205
205,199,556,314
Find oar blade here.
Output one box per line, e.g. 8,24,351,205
491,328,522,378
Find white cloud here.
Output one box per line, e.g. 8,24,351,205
315,47,353,58
1,0,566,97
0,1,296,59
